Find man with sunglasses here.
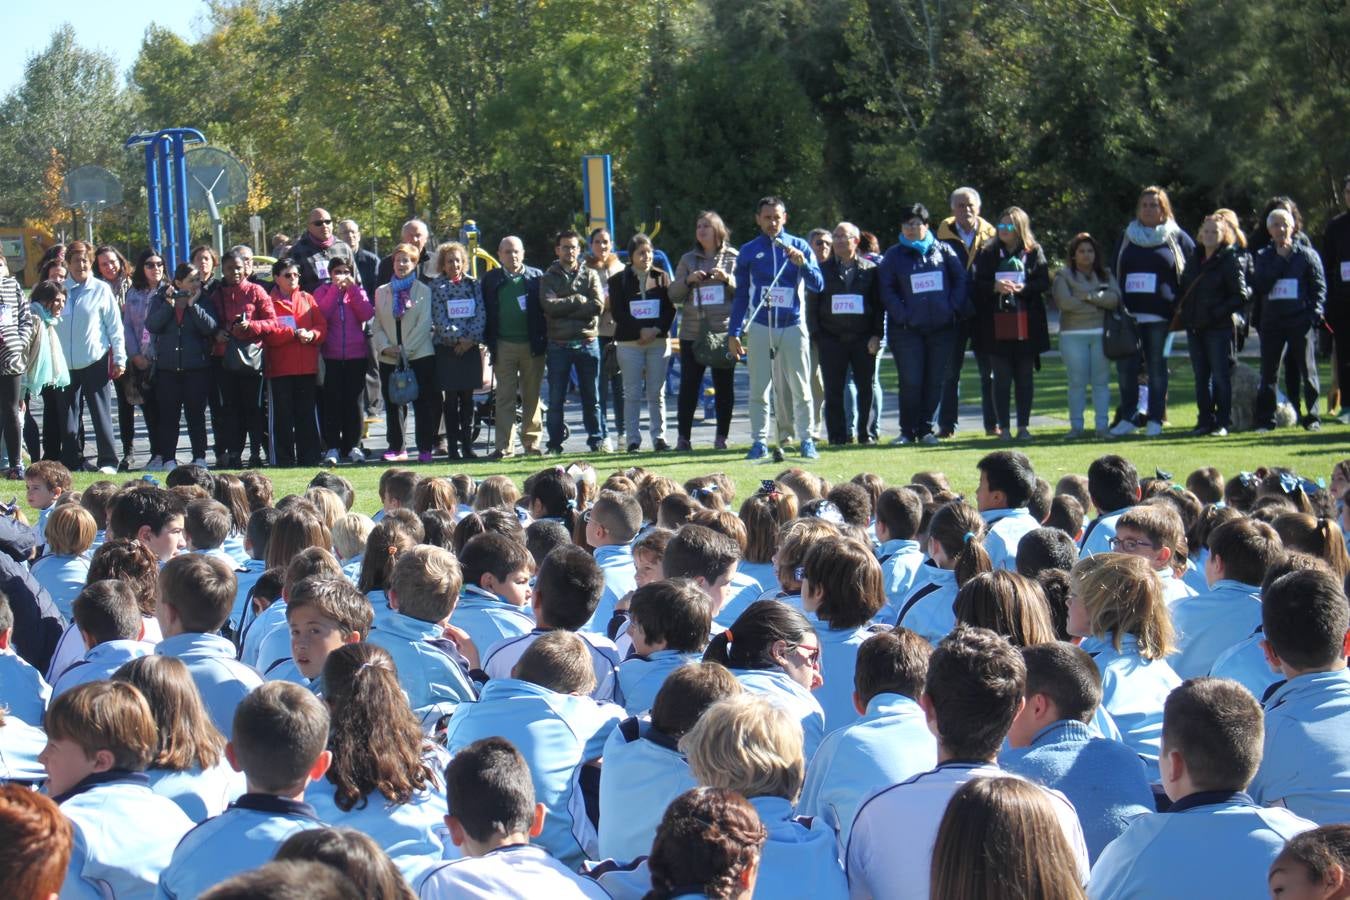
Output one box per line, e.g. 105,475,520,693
289,207,356,295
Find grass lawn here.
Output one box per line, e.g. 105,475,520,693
42,355,1347,518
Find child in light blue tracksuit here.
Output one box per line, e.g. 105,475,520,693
615,579,710,715
45,682,194,899
366,545,477,730
1248,568,1350,825
0,593,50,725
30,502,96,619
896,502,991,640
975,451,1042,570
49,581,153,699
1088,679,1315,899
156,683,330,899
799,628,937,847
451,532,536,655
875,487,926,624
585,491,642,634
154,554,263,740
800,537,886,732
443,632,623,870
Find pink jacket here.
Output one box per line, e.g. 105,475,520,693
313,282,374,360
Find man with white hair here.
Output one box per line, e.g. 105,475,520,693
935,187,998,437
1253,206,1327,431
482,236,547,457
376,218,437,287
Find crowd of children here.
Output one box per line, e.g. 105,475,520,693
3,450,1350,899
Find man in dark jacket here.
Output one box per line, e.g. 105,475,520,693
337,218,384,421
289,207,355,295
482,236,546,458
1321,175,1350,422
935,186,999,437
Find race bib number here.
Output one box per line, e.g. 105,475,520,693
831,293,864,315
445,298,474,319
1270,278,1299,301
517,294,527,311
276,315,297,329
1124,272,1157,294
695,285,722,306
630,298,659,319
763,286,795,309
1000,270,1026,285
1340,261,1350,282
313,258,330,281
910,271,943,294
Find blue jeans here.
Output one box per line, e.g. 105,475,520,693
1188,327,1235,430
547,340,602,449
890,325,955,440
1115,320,1169,424
1059,331,1111,431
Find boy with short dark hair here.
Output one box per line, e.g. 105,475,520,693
1002,642,1154,862
0,593,50,724
79,479,117,554
43,681,194,898
452,533,536,656
615,578,711,715
525,519,571,568
49,580,151,698
662,524,741,627
272,576,372,689
154,553,260,738
185,499,236,566
1089,678,1316,898
1185,466,1225,505
419,736,609,898
1113,504,1196,605
974,450,1040,569
1045,494,1085,542
800,628,937,846
1250,569,1350,825
1171,518,1282,679
1015,526,1080,578
157,682,331,899
875,487,925,623
826,483,873,529
482,545,620,703
1081,454,1140,556
376,468,420,523
846,626,1089,899
443,634,622,870
585,490,642,633
108,485,187,563
25,460,71,551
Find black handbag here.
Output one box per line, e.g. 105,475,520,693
693,329,738,370
222,336,262,373
1102,307,1140,360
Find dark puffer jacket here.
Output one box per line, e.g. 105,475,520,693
145,287,220,371
1253,241,1326,334
1177,245,1248,332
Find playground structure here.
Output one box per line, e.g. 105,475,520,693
124,127,206,271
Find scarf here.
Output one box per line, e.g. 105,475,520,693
310,233,336,250
1125,219,1181,248
26,304,70,393
389,272,416,318
897,232,937,255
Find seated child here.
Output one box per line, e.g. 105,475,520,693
451,532,536,654
975,451,1041,569
1171,518,1282,679
29,503,95,619
1111,504,1196,606
79,479,117,555
280,576,372,690
605,526,675,645
185,499,240,569
799,628,937,846
1045,495,1086,543
615,579,712,715
49,580,152,697
43,681,194,896
112,655,244,823
1090,678,1317,898
253,548,344,677
419,736,609,899
0,785,71,893
241,505,333,667
0,593,50,724
896,501,992,641
157,682,331,898
1249,568,1350,825
107,484,186,564
737,483,797,598
1080,455,1141,556
1268,825,1350,900
598,662,741,862
482,545,620,703
374,468,420,523
154,553,261,739
367,545,478,728
525,519,572,570
443,631,623,869
24,459,70,551
663,524,742,629
1068,552,1181,780
1002,642,1154,862
585,490,642,633
1015,527,1080,579
229,507,279,644
799,536,885,730
875,487,926,622
331,512,373,584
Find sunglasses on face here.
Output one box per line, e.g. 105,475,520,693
146,261,164,268
997,223,1017,232
311,218,333,226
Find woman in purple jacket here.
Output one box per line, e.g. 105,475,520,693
314,257,374,464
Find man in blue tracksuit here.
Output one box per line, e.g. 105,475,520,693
727,196,824,461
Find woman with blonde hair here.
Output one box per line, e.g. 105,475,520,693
973,207,1051,440
1177,214,1249,435
681,694,848,900
430,241,485,460
1068,553,1180,779
1052,233,1121,438
671,211,738,450
930,776,1087,900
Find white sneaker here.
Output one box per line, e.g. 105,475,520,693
98,465,118,475
1109,420,1138,437
1212,427,1229,437
191,458,209,468
920,433,939,446
163,458,178,472
889,435,910,446
323,449,339,467
147,456,164,470
348,448,365,464
1145,422,1163,437
601,438,615,453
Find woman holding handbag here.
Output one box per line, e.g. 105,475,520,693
372,242,437,462
314,257,374,465
1052,233,1121,438
429,241,485,460
252,259,325,467
669,211,738,450
973,207,1050,441
1178,215,1248,436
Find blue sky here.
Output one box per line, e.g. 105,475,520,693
2,2,205,95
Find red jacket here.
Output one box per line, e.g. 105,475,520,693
252,289,327,377
208,280,274,358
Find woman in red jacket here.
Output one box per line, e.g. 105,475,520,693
253,259,326,466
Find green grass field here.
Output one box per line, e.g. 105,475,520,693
41,355,1347,518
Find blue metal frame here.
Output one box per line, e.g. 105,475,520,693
125,128,206,270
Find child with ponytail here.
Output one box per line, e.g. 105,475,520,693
1273,512,1350,582
305,643,454,881
527,466,580,535
800,537,885,731
357,511,423,631
895,502,992,644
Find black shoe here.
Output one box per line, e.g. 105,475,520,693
627,442,641,453
771,446,785,463
653,438,671,452
118,454,134,472
858,435,876,446
246,454,263,469
461,446,479,459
